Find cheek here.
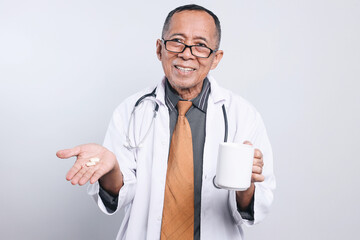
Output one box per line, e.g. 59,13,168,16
199,59,213,72
163,61,173,72
161,52,173,66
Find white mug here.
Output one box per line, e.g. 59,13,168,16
215,143,254,191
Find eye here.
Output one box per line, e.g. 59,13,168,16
171,38,183,43
196,43,207,47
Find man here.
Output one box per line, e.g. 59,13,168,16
57,4,275,240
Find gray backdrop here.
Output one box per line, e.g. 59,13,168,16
1,0,359,239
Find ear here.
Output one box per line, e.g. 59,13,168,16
156,39,163,60
210,50,224,70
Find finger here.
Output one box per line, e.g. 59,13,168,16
66,160,86,181
70,165,89,185
252,165,262,174
79,165,98,186
243,140,253,146
254,148,263,159
253,157,264,167
252,173,265,182
56,146,81,159
90,167,107,184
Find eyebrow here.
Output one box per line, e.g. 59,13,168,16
168,33,209,43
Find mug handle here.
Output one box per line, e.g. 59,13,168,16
213,176,221,189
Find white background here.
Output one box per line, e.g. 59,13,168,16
1,0,359,239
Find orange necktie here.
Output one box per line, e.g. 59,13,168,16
161,100,194,240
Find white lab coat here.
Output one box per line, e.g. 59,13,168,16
88,76,276,240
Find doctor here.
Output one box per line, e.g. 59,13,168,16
57,4,275,240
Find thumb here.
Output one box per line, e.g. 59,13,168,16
243,140,253,146
56,146,81,159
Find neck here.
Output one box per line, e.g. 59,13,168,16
172,83,203,100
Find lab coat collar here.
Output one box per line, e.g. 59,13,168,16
207,75,227,104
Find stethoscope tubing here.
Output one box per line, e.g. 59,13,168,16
125,89,158,150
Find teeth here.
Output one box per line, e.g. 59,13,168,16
176,66,195,72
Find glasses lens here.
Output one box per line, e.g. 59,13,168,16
192,46,211,58
165,41,185,53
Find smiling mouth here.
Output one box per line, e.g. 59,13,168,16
175,65,196,73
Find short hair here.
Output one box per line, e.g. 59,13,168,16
162,4,221,49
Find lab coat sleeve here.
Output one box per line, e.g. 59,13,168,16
229,111,276,226
87,101,137,215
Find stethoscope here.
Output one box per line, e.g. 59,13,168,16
124,88,228,189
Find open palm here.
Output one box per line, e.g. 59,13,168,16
56,143,117,185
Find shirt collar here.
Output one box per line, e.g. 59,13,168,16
165,77,211,113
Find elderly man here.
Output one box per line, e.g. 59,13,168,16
57,4,275,240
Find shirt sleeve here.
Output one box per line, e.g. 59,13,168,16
238,195,254,221
99,184,119,213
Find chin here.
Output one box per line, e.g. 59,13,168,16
171,78,198,90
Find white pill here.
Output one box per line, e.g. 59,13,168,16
86,162,96,167
89,157,100,163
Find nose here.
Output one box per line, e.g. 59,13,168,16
178,46,195,60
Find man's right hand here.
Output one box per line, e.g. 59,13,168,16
56,144,123,195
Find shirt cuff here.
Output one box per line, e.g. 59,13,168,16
98,184,119,213
238,194,255,221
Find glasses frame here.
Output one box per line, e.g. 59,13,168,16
161,38,217,58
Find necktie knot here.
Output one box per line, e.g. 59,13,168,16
177,101,192,116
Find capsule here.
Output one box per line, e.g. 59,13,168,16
89,157,100,163
86,161,96,167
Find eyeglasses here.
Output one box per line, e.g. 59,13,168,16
162,39,217,58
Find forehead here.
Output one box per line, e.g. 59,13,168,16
165,10,217,43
